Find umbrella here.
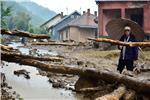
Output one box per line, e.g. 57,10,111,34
106,18,145,42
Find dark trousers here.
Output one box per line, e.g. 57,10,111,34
117,59,134,73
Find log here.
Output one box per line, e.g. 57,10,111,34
123,89,136,100
1,56,150,94
88,38,150,47
75,76,99,91
14,69,30,79
134,67,150,74
79,86,106,92
1,29,50,39
1,51,63,62
95,85,126,100
31,42,78,46
140,68,150,72
0,45,15,51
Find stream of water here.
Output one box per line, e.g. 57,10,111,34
1,42,86,100
2,62,84,100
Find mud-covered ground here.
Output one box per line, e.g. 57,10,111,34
1,71,23,100
1,42,150,100
27,44,150,99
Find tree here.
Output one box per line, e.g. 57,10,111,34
13,12,31,31
28,24,34,33
39,27,49,34
1,1,12,28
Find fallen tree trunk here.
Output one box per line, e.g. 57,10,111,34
1,29,50,39
1,51,63,62
31,42,78,46
140,68,150,72
79,87,104,92
95,85,126,100
123,89,136,100
88,38,150,47
1,56,150,94
0,45,14,51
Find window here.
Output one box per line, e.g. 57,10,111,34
71,15,74,18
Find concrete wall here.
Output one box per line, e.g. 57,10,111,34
69,27,80,41
60,28,70,40
46,16,62,28
98,2,127,36
97,1,149,36
144,4,150,34
61,26,96,42
102,9,121,36
79,28,96,42
51,12,81,40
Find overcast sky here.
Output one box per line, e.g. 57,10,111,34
30,0,98,15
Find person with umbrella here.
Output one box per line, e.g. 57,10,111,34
117,26,138,73
106,18,145,74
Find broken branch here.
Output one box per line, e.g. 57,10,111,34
79,86,105,92
88,38,150,47
1,51,63,62
0,45,15,51
31,42,78,46
1,29,50,39
95,85,126,100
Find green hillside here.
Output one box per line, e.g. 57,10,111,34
3,0,56,26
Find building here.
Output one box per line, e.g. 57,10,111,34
40,12,64,34
95,0,150,38
59,9,98,42
50,11,81,40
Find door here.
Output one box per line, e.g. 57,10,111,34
131,14,143,27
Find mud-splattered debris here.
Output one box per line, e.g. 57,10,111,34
14,69,30,79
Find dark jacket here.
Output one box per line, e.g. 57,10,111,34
119,33,138,60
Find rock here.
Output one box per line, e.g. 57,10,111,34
24,74,30,79
77,61,84,66
7,86,12,89
48,79,53,83
1,82,8,87
52,82,61,88
14,69,30,79
75,77,98,91
52,81,65,88
84,61,96,68
62,74,74,77
123,89,136,100
13,91,16,95
38,70,47,76
1,73,6,83
142,96,150,100
12,98,15,100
